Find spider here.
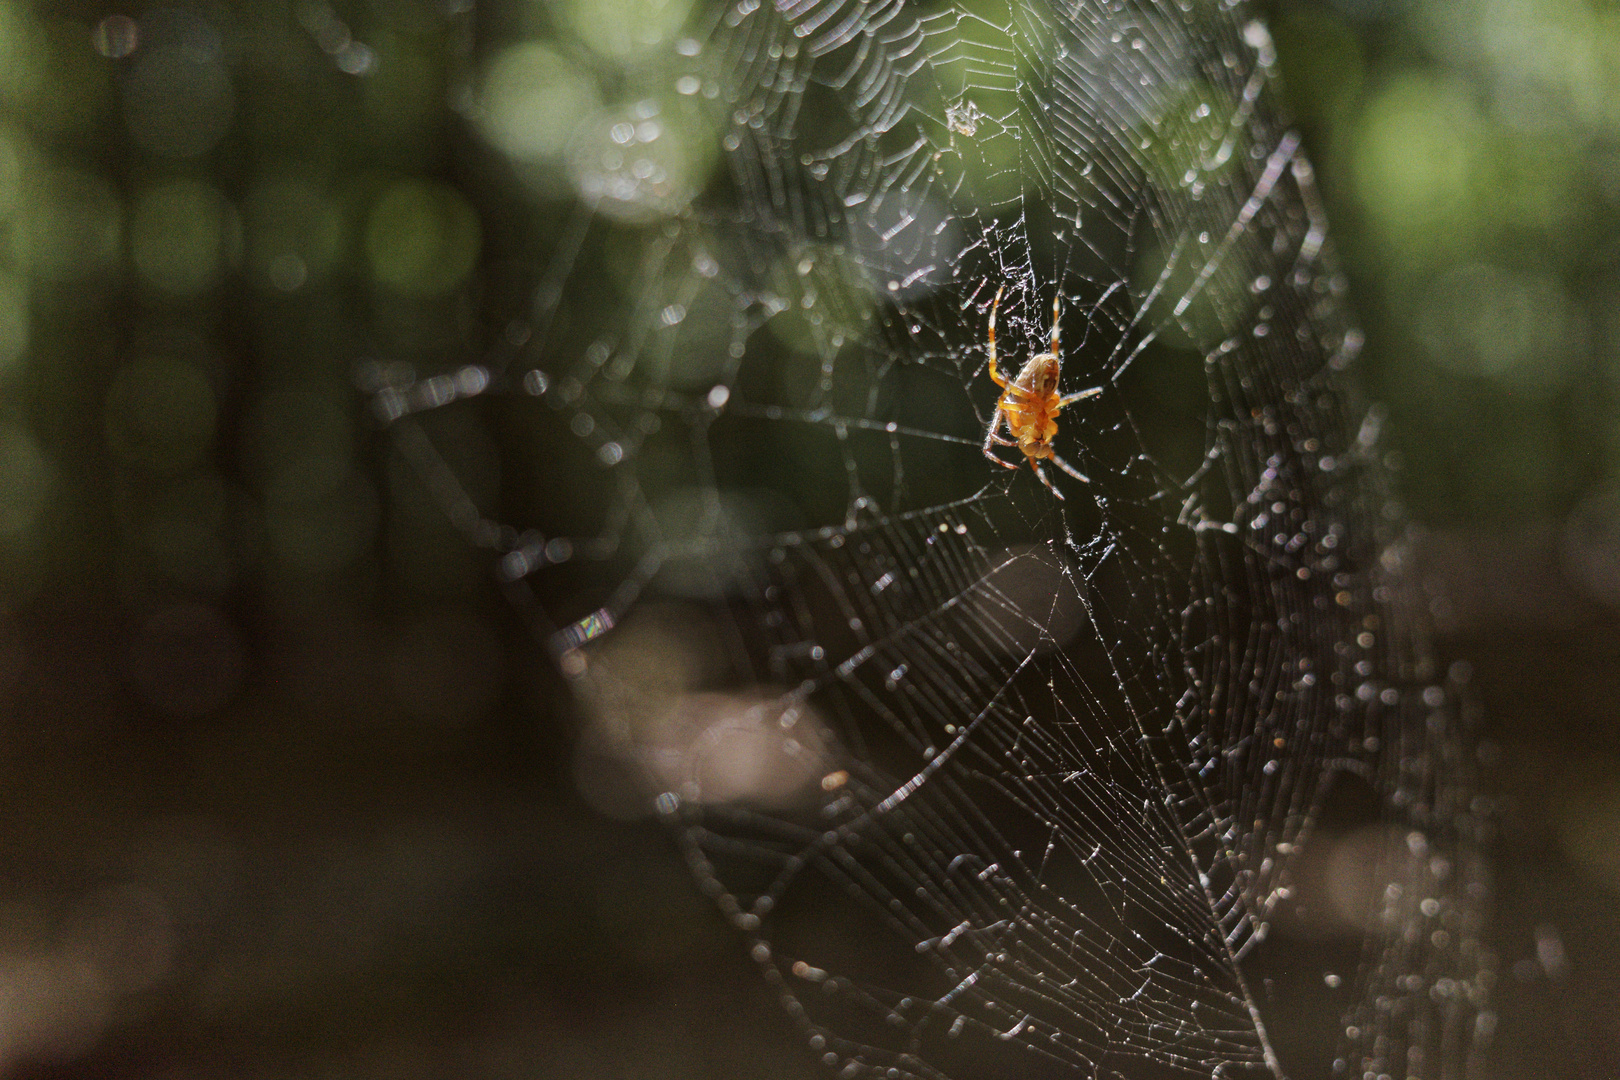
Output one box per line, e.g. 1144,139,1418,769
981,285,1101,499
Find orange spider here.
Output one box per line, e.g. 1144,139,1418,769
982,286,1101,499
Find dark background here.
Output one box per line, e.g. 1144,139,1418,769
1,0,1616,1076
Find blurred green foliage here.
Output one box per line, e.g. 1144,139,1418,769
1,0,1613,616
1265,0,1620,524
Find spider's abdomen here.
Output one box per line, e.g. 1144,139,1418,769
1013,353,1061,399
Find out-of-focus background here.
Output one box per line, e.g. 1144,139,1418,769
0,0,1615,1076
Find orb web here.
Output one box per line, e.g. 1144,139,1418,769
368,0,1493,1076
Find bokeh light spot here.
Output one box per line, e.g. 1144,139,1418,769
0,17,113,131
91,15,138,58
570,605,834,817
567,99,714,221
1414,263,1585,396
24,168,121,281
130,179,230,295
121,13,235,158
475,42,599,163
364,179,481,296
1352,75,1482,259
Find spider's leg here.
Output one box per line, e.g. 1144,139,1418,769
1049,291,1061,358
1056,385,1103,409
1032,462,1066,500
982,408,1021,467
990,392,1036,450
986,285,1007,388
983,439,1022,468
1050,452,1090,484
999,387,1045,422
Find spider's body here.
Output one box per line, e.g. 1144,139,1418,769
982,286,1100,499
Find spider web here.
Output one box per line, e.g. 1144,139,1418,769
368,0,1492,1076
